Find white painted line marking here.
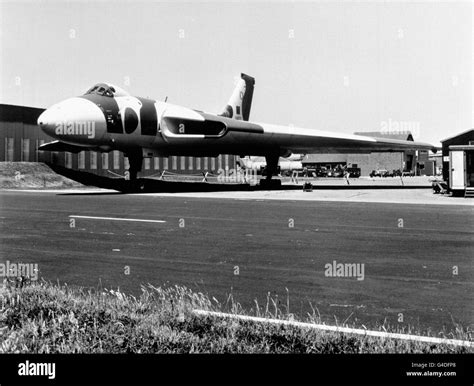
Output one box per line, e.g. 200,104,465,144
192,310,473,348
69,215,166,223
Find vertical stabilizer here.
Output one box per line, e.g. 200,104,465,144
219,73,255,121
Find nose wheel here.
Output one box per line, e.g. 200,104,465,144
125,152,146,192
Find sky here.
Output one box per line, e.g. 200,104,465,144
0,0,472,145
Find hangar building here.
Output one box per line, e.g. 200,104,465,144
302,132,432,176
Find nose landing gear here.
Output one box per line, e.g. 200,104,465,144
125,152,146,192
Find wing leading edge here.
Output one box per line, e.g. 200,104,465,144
221,120,438,154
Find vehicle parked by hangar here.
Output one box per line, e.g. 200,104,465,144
346,167,361,178
369,169,400,178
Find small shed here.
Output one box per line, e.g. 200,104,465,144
441,129,474,197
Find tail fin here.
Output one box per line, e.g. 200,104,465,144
219,73,255,121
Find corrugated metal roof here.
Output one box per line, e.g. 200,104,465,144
441,129,474,143
0,104,45,125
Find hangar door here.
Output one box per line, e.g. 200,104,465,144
467,151,474,187
449,151,465,190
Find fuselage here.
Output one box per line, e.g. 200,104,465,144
38,83,273,157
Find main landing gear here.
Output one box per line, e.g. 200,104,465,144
259,153,282,189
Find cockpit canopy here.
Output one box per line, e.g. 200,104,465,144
84,83,129,97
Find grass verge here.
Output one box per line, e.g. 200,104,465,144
0,280,471,353
0,162,83,189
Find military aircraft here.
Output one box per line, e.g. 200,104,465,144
38,73,436,188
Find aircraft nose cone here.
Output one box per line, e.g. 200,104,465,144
37,109,54,132
37,107,59,137
37,111,45,127
37,98,105,143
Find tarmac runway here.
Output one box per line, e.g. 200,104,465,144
0,189,472,332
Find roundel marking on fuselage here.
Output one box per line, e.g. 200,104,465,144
123,107,139,134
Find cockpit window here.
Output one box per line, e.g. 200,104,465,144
84,83,129,97
85,83,117,97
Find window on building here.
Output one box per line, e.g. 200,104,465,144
188,157,193,170
211,157,216,171
163,157,169,170
224,154,229,170
124,157,130,170
78,151,85,169
5,138,14,161
36,140,45,162
180,156,185,170
172,156,177,170
113,151,120,169
154,157,160,170
203,157,208,170
21,139,30,161
90,152,97,169
217,155,223,170
102,153,109,169
196,157,201,170
144,158,151,170
65,152,73,168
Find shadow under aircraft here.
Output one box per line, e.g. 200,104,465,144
48,164,430,194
